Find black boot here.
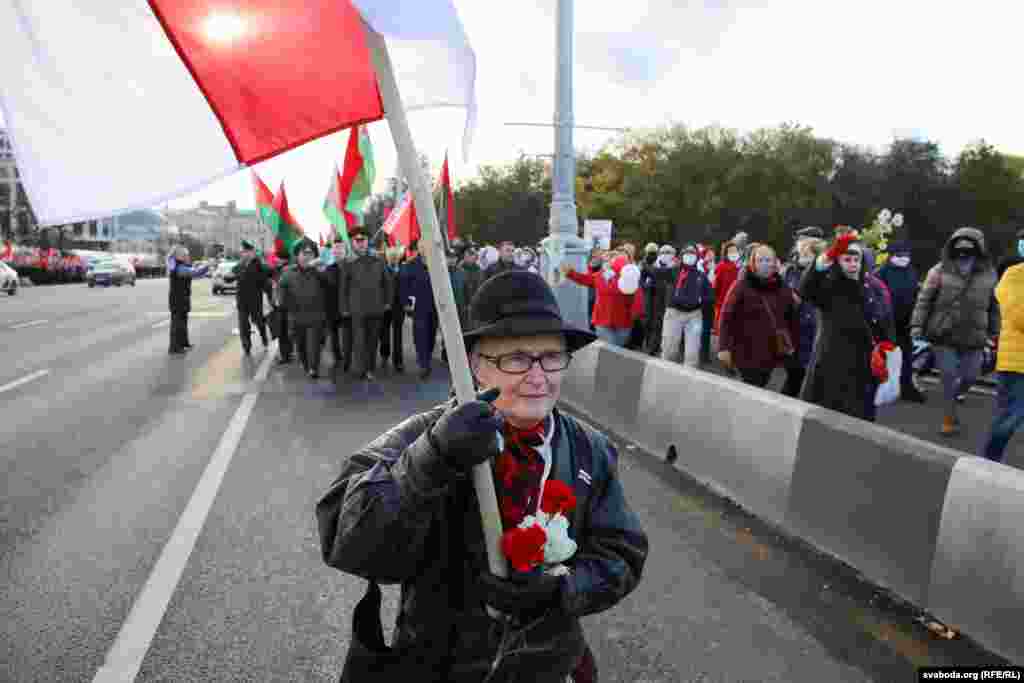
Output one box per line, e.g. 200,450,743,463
902,384,927,403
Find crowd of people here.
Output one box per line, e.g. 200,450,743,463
170,232,552,384
560,224,1024,464
164,220,1024,465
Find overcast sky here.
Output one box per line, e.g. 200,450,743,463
13,1,1024,235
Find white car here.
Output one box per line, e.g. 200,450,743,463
86,257,136,287
0,261,17,295
212,260,239,295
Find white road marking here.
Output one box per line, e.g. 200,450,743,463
0,369,50,394
151,319,170,329
10,319,48,330
92,344,275,683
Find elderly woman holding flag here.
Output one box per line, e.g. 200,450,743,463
317,270,648,682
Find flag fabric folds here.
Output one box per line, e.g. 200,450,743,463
324,125,375,249
437,152,457,248
323,165,351,249
352,0,477,160
341,126,376,230
0,0,476,226
382,192,419,251
251,171,279,230
270,183,305,258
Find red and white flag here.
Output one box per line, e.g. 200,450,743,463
0,0,476,226
382,192,420,251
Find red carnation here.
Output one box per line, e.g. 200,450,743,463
501,524,547,572
540,479,577,516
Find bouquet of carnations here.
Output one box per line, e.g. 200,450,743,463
482,480,579,683
500,479,578,575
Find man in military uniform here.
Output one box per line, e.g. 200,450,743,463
233,240,272,356
339,229,393,381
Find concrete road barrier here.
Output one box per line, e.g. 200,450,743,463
560,341,1024,664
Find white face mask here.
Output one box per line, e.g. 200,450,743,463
727,252,740,263
889,256,910,267
798,256,813,267
682,254,697,266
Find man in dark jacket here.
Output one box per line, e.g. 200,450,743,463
167,245,208,354
280,239,328,379
340,229,393,381
399,241,438,379
911,227,1000,436
876,241,926,402
378,245,405,372
459,247,484,327
650,243,713,367
270,252,294,364
316,270,648,683
233,240,271,356
482,240,521,281
321,241,349,373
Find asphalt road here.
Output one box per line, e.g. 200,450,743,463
0,280,1009,682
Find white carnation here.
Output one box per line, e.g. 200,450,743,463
542,513,577,564
618,263,641,294
878,209,892,225
892,213,904,228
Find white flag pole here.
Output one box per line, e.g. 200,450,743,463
365,27,508,584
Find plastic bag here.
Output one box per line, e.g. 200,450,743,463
874,347,903,407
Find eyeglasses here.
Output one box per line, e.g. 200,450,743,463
478,351,572,374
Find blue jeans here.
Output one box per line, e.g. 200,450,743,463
981,371,1024,463
934,346,983,404
595,326,630,347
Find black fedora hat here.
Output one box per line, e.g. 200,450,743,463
464,270,596,352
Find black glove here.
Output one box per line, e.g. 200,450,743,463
477,571,564,617
428,387,503,471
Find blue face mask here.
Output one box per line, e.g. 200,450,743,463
1017,239,1024,259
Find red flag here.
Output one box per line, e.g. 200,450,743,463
271,182,305,257
382,192,420,250
438,152,457,243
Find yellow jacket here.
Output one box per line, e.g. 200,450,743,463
996,264,1024,373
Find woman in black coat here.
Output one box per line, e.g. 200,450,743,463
800,234,893,421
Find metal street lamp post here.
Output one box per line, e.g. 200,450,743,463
541,0,589,329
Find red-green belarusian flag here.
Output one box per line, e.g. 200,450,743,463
252,170,278,230
325,125,375,248
323,165,350,249
437,151,457,249
271,182,305,258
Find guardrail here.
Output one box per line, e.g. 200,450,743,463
560,341,1024,663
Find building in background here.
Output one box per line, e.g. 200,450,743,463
163,200,264,257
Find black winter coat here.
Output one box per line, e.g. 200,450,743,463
234,256,271,312
279,264,327,326
342,254,393,318
321,262,342,323
399,257,435,319
168,268,192,314
316,406,648,683
800,262,893,420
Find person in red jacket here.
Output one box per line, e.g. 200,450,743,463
562,252,639,347
713,240,741,335
717,244,800,388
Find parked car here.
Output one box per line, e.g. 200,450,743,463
86,258,136,287
0,261,18,295
212,260,239,295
